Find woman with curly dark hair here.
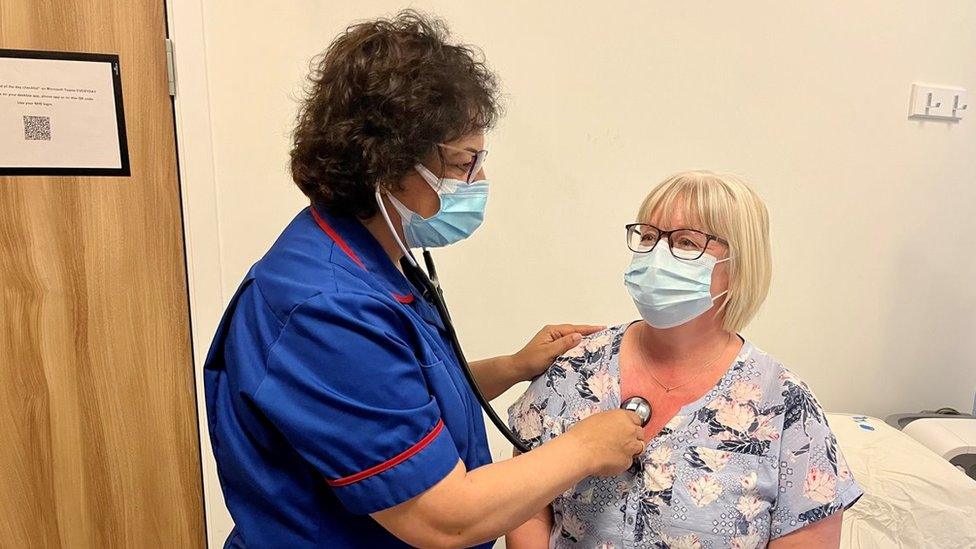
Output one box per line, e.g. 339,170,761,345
204,10,645,549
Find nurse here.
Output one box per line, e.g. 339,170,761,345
204,11,646,548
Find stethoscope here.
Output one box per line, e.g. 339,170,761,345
377,189,653,462
401,249,653,468
400,250,534,453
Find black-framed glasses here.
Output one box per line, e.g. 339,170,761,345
625,223,729,260
437,143,488,184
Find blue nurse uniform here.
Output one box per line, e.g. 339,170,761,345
204,206,494,547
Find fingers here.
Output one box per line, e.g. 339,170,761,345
567,324,605,336
546,332,583,355
624,410,643,425
549,324,606,338
629,440,645,456
634,425,646,443
540,324,607,357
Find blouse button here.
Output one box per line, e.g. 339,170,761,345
627,516,635,526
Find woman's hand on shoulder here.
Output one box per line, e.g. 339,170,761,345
510,324,605,381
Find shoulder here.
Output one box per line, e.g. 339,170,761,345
700,342,838,459
256,290,419,395
558,323,627,372
526,323,625,400
733,342,834,444
735,343,823,411
249,208,386,323
508,324,627,447
270,290,411,353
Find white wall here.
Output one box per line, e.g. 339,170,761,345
172,1,976,545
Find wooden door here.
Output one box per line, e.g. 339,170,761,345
0,1,205,547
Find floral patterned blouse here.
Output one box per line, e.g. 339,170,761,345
508,324,862,549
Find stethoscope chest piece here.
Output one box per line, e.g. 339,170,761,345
622,396,652,475
622,396,652,427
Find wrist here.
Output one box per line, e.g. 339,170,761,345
552,427,597,477
498,354,529,383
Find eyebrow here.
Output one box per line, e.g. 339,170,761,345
439,143,482,154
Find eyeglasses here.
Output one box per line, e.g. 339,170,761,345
625,223,729,261
437,143,488,184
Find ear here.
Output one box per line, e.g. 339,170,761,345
373,190,402,223
417,146,444,177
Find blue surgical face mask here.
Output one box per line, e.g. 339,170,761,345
624,243,731,329
386,164,489,248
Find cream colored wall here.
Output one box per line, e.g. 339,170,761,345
178,1,976,545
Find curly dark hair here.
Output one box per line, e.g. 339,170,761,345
290,10,501,219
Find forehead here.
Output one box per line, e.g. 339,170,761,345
645,203,705,232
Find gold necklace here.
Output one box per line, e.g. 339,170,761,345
638,330,732,393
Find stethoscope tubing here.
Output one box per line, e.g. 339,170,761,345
405,250,532,454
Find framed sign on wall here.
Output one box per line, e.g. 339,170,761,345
0,49,130,176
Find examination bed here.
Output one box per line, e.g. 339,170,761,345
828,413,976,548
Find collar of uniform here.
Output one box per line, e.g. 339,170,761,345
309,205,421,307
309,205,416,302
309,206,448,333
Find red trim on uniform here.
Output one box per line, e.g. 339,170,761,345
391,292,415,304
326,420,445,487
311,208,366,270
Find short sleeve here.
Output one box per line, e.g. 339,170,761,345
771,378,863,538
251,291,460,515
508,378,551,451
508,354,577,451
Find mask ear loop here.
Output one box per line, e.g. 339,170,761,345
375,188,419,268
414,163,441,190
713,254,733,312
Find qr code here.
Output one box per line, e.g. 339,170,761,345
24,115,51,141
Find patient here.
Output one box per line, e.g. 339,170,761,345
507,171,862,548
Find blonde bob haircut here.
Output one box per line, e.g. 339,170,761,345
636,170,771,333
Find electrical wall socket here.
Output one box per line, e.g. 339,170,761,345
909,83,968,121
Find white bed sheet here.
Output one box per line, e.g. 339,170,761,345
828,413,976,548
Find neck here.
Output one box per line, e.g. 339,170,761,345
637,314,731,369
362,195,408,267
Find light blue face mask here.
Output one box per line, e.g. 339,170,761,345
385,163,489,249
624,243,731,329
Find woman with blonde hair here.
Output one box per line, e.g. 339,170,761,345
508,171,862,548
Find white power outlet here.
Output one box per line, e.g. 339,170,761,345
909,83,968,120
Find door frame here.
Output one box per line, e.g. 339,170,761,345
165,0,229,545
